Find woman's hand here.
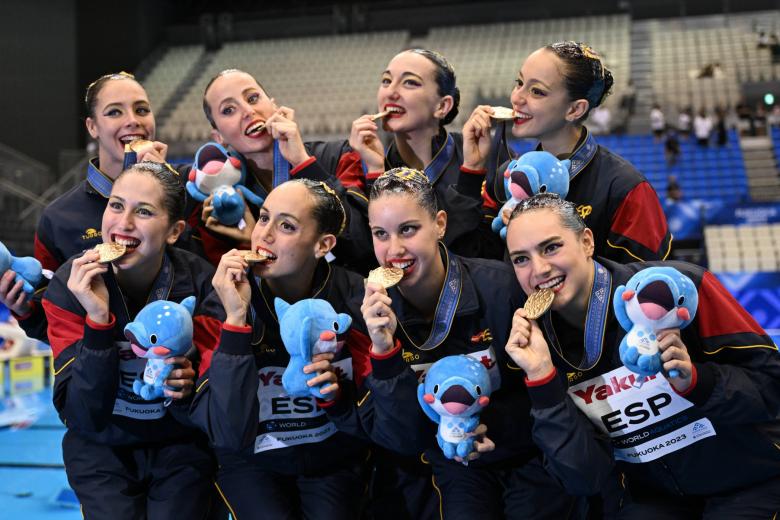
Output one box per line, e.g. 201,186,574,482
453,424,496,463
164,356,196,399
266,106,311,168
349,115,385,173
203,192,257,242
304,352,339,398
658,328,694,392
461,105,495,171
0,270,32,316
505,307,554,381
134,140,168,164
67,250,110,324
361,282,397,353
212,250,251,327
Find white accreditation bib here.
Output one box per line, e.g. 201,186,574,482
254,358,353,453
112,342,167,420
568,365,716,463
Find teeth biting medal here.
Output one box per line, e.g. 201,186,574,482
127,139,153,152
366,266,404,289
523,288,554,320
490,106,516,120
239,250,273,264
93,243,126,263
370,110,390,121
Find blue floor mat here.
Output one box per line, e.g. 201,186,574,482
0,388,81,518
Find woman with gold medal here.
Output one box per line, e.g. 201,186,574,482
505,193,780,517
346,49,509,260
322,168,587,519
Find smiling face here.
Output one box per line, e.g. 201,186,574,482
205,71,276,156
509,48,584,142
506,207,594,317
85,79,155,173
377,51,452,134
249,182,333,281
368,191,446,288
102,171,183,275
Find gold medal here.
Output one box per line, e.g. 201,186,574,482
370,110,390,121
490,106,516,120
128,139,153,152
93,243,126,263
239,250,273,264
366,266,404,289
523,288,554,319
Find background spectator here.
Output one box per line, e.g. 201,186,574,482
694,108,713,147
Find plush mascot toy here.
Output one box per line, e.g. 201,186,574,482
417,355,492,460
492,151,570,240
124,296,196,401
0,241,43,296
614,267,699,379
275,298,352,399
186,142,264,226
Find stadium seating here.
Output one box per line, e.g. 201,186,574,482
648,10,780,112
705,223,780,272
511,130,750,203
158,31,407,143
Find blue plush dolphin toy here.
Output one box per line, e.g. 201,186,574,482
186,142,264,226
614,267,699,379
0,240,43,296
124,296,196,401
275,298,353,399
417,355,492,460
492,151,570,240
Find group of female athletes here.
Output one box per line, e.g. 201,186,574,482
1,39,779,520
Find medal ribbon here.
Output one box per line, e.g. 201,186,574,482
272,141,290,188
362,133,456,186
396,245,462,351
542,260,611,370
86,159,114,198
422,133,456,185
122,144,138,172
148,253,174,303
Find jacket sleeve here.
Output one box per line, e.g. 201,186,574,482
677,271,780,424
445,167,506,260
317,327,377,442
353,337,432,455
526,368,616,496
606,181,672,262
322,326,431,455
18,220,63,343
43,267,119,433
13,284,49,343
34,215,64,273
333,150,367,192
189,292,259,452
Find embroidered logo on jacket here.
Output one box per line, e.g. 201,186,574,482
470,328,493,346
576,205,593,219
81,228,102,240
403,350,421,363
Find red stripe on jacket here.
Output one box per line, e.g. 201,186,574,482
609,182,668,254
34,233,60,273
697,271,767,339
193,314,224,377
41,299,86,358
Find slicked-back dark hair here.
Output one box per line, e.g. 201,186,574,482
369,167,438,218
544,41,614,121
